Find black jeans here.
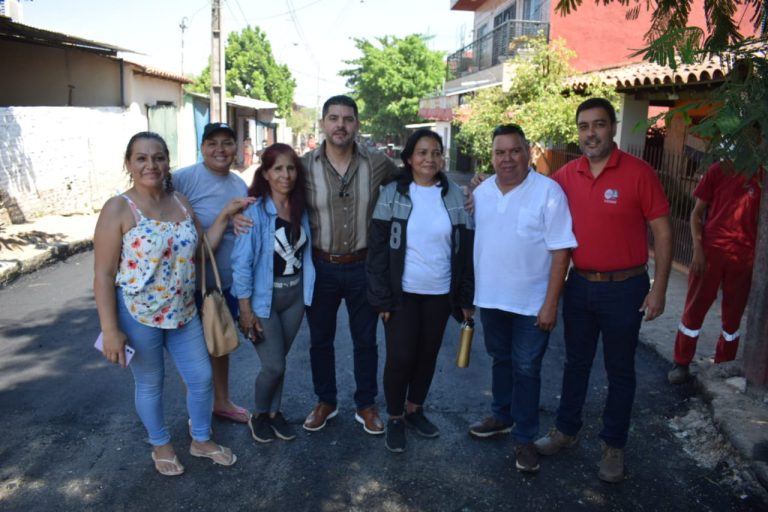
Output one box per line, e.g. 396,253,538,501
306,259,379,409
383,292,451,417
555,271,650,448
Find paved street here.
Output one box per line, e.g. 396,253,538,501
0,251,764,511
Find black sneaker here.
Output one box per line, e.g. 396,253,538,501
404,408,439,438
515,442,541,473
469,416,513,438
385,418,406,453
269,412,297,441
249,413,275,443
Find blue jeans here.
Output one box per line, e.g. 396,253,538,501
306,259,378,409
480,308,550,444
116,290,213,445
555,271,650,448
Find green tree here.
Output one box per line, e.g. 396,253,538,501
287,104,317,142
190,26,296,117
454,37,617,172
341,34,445,141
557,0,768,385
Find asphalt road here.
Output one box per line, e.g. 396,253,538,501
0,251,764,511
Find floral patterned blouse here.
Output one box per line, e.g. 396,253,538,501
115,194,198,328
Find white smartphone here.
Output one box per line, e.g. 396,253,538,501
94,333,135,366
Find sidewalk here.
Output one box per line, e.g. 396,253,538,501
1,210,766,491
0,214,98,286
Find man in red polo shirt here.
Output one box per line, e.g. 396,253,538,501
668,162,762,384
534,98,672,483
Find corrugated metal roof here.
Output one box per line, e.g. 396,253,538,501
186,91,278,110
0,16,134,54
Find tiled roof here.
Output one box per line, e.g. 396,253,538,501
565,56,732,90
127,61,194,84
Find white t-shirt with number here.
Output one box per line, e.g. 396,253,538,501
402,182,452,295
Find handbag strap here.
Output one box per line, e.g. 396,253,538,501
200,233,224,294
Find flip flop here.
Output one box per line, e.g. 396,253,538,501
151,451,185,477
189,444,237,466
213,406,251,423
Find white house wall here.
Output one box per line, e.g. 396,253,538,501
616,94,649,153
177,94,197,168
0,106,146,221
123,69,185,115
123,69,197,167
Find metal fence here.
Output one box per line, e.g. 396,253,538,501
546,143,701,268
446,20,550,81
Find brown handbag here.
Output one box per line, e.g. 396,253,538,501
199,233,240,357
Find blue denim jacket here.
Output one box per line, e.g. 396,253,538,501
231,196,315,317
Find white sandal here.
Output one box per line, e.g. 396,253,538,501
189,443,237,466
151,451,185,476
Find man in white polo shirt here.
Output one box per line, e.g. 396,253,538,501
470,124,576,473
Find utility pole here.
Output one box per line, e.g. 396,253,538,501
179,17,188,75
210,0,226,123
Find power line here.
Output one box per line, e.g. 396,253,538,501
330,0,355,28
223,0,240,27
254,0,325,22
285,0,318,64
232,0,249,25
187,0,211,23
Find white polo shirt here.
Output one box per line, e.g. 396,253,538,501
473,171,577,316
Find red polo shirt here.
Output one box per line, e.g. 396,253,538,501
695,162,762,254
552,146,670,272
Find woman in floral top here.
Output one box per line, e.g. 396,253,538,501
93,132,253,476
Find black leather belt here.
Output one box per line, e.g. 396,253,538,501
312,248,368,264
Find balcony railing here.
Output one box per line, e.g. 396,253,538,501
446,19,550,81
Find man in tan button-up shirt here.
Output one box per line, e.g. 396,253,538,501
301,95,398,435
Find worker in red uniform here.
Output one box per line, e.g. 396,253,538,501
668,162,763,384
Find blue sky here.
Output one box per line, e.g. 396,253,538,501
22,0,474,107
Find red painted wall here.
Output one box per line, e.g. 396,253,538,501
549,2,658,72
548,0,757,73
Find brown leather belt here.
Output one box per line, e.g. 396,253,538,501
312,248,368,264
573,265,647,283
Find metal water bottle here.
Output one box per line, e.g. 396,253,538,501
456,318,474,368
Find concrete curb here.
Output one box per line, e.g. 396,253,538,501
695,366,768,491
640,333,768,495
0,239,93,288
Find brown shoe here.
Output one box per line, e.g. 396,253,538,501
354,405,385,435
534,427,578,455
598,442,625,483
303,402,338,432
514,442,541,473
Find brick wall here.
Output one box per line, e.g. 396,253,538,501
0,106,147,223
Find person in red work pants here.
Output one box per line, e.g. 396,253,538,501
668,162,762,384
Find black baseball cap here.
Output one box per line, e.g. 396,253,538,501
202,122,236,142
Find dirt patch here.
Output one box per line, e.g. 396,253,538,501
669,397,767,502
